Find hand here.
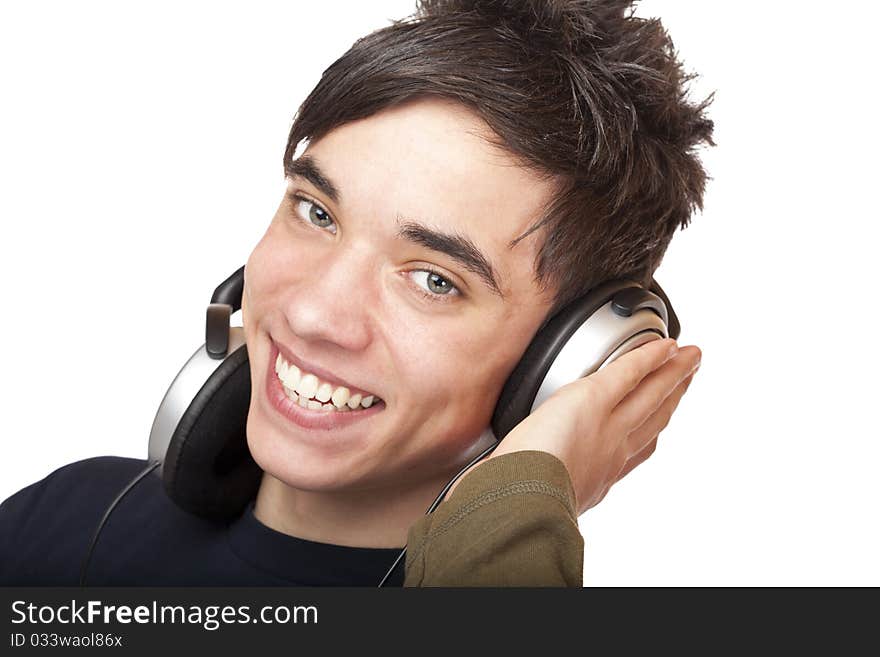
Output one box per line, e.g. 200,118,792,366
456,338,701,515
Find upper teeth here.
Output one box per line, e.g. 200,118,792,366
274,353,381,410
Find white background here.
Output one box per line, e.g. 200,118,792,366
1,1,877,586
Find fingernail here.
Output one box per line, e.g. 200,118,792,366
667,340,679,359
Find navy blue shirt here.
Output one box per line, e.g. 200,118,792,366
0,457,405,586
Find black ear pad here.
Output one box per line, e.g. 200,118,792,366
162,343,261,521
491,279,654,440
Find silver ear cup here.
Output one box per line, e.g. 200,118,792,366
596,330,665,372
147,327,248,470
529,300,667,412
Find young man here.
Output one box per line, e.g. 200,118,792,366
0,0,710,586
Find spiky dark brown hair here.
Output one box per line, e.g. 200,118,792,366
284,0,715,319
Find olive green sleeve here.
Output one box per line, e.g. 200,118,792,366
403,450,584,587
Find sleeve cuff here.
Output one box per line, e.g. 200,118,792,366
404,450,583,587
443,449,577,517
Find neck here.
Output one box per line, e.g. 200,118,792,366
253,470,449,549
254,428,496,548
252,427,498,548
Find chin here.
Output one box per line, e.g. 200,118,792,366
245,412,374,492
249,438,353,492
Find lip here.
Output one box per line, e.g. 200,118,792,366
264,341,386,431
271,337,379,401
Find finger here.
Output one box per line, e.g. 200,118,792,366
615,435,657,483
611,347,701,435
614,370,697,485
585,337,680,411
624,370,696,456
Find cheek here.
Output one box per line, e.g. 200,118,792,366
386,312,514,423
244,222,315,310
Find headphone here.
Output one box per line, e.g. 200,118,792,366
79,264,680,586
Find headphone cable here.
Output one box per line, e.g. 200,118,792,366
78,460,160,586
81,446,500,587
376,440,500,587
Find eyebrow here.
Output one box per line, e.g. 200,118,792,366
285,155,341,204
395,220,504,298
285,154,504,298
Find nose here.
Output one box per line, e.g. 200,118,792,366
283,246,374,352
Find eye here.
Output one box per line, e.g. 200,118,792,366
290,193,336,235
410,269,461,302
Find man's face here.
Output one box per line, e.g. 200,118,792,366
242,96,560,494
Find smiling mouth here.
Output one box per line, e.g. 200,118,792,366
273,349,382,413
